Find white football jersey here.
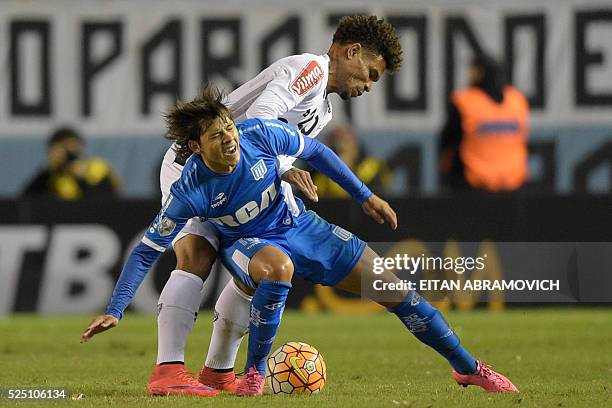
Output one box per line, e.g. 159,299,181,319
226,53,332,173
226,53,333,214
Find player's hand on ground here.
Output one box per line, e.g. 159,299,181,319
281,168,319,202
362,194,397,230
80,314,119,343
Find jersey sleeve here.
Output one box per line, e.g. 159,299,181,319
245,57,326,120
142,187,197,251
105,184,199,319
251,119,305,158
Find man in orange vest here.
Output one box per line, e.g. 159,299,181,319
439,54,529,192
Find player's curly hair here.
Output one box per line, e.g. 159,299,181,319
164,84,232,162
333,15,403,73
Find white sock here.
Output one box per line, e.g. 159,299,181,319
156,270,205,364
204,279,252,370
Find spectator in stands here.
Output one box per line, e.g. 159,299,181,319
439,53,529,192
313,125,392,198
22,127,120,200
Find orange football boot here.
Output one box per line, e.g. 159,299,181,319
147,364,220,397
198,366,241,393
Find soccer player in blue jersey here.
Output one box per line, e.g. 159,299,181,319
81,86,518,396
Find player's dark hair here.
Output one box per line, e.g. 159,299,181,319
332,15,403,73
48,127,82,148
164,84,232,162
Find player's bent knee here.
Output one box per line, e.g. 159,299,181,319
263,262,294,283
174,234,218,279
249,246,294,284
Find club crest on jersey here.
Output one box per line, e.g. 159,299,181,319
157,216,176,237
250,159,267,180
290,61,324,96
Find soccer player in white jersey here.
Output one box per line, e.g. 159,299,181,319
81,16,403,396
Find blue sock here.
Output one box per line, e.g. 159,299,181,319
388,291,477,374
244,279,291,374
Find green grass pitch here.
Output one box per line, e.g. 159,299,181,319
1,308,611,407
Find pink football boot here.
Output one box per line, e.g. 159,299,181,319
452,360,518,393
235,367,265,396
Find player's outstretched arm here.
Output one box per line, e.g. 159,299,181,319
79,242,162,344
260,119,398,229
362,194,397,230
80,188,194,344
80,314,119,343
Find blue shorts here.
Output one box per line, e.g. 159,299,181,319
219,210,366,289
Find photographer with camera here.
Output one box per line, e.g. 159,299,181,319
22,127,120,200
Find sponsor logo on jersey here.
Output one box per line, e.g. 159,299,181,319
151,194,175,235
290,60,324,96
211,192,227,208
161,194,173,212
250,159,267,180
157,216,177,237
210,183,278,227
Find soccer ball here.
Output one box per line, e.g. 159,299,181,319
266,342,326,394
